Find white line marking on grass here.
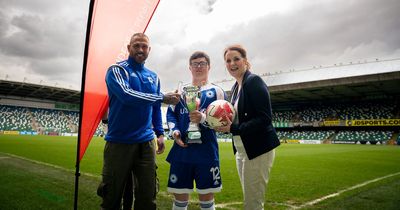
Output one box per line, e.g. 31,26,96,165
216,201,299,209
0,156,10,159
0,152,100,179
268,201,298,209
293,171,400,209
215,201,242,209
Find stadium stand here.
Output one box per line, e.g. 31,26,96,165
0,105,111,136
0,105,33,132
1,58,399,143
397,133,400,145
272,100,398,144
0,104,79,134
0,100,398,143
0,100,398,142
334,130,393,144
0,104,109,136
273,101,397,123
277,130,335,141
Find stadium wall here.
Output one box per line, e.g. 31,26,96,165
0,97,55,109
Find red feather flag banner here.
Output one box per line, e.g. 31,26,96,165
78,0,161,162
74,0,160,209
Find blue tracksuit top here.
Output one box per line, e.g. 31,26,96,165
166,83,226,164
105,57,164,144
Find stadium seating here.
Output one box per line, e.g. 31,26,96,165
334,130,393,144
0,105,33,131
95,123,107,137
1,102,398,141
31,108,67,132
396,133,400,145
277,130,335,140
273,110,295,122
273,102,396,123
0,104,108,136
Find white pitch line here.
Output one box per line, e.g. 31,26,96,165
268,201,298,209
215,201,242,209
0,152,101,178
293,171,400,209
216,200,300,209
4,152,398,209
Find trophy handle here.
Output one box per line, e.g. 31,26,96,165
177,81,184,94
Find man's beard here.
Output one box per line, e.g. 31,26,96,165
134,53,147,63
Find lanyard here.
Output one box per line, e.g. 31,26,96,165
231,84,240,105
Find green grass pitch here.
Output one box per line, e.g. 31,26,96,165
1,135,399,209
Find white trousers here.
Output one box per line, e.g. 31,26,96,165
233,136,275,210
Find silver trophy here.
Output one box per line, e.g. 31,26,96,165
183,85,202,144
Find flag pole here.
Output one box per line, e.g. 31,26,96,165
74,0,96,209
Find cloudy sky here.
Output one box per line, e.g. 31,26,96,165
0,0,399,91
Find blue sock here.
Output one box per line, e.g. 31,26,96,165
173,200,188,210
200,199,215,210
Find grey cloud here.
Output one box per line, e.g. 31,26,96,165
0,0,82,16
2,0,399,92
0,14,85,59
197,0,218,14
27,56,82,85
148,39,230,90
147,45,191,89
0,11,8,37
0,0,87,87
149,0,400,90
208,0,400,74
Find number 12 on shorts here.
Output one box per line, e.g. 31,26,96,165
210,166,220,185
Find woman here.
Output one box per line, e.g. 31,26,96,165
215,44,280,210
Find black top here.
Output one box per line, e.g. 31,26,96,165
229,70,280,160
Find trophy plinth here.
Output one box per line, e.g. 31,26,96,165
183,85,202,144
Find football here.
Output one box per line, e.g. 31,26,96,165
206,100,236,128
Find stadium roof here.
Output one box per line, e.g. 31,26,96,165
214,58,400,104
1,58,399,106
270,71,400,104
0,79,80,104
